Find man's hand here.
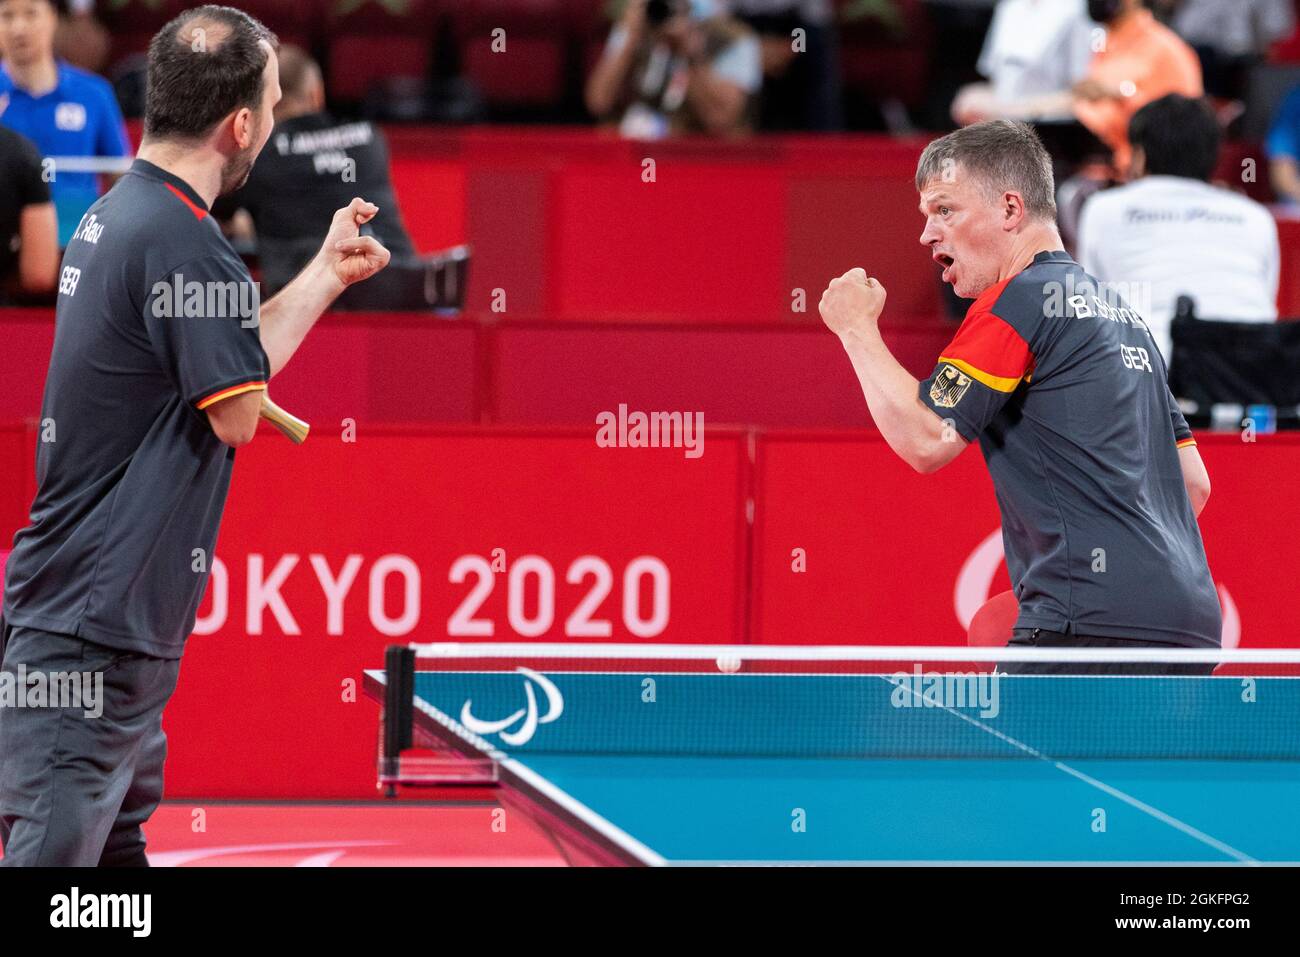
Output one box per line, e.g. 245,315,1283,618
819,268,887,338
320,197,391,288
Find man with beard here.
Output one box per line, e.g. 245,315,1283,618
0,5,389,865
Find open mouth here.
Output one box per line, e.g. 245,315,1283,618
933,253,955,282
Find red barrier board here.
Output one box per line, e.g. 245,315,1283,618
0,424,31,542
488,321,950,427
265,314,482,425
0,310,954,430
0,315,53,423
163,426,750,797
751,431,1300,649
750,431,1005,647
1193,433,1300,648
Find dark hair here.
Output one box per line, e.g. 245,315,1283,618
915,119,1057,221
1128,94,1221,182
144,5,278,141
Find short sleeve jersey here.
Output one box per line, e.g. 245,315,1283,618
918,250,1221,647
0,126,51,285
2,159,268,658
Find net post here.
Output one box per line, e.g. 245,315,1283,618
380,645,415,797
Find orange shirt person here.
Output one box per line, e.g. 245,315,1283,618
1074,0,1202,173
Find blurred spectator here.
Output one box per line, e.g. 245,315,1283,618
1158,0,1294,100
1265,83,1300,203
1053,0,1202,247
1072,0,1202,174
586,0,763,138
0,0,127,243
1078,94,1278,364
0,123,58,302
214,45,416,297
0,0,128,246
730,0,841,130
53,0,109,74
951,0,1094,126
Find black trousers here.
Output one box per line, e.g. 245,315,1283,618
999,628,1217,677
0,622,180,866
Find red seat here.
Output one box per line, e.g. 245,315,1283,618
323,0,441,103
836,0,933,112
229,0,323,49
450,0,569,108
101,0,187,63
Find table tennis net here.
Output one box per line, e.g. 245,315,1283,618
384,644,1300,762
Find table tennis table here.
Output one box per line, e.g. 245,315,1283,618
364,645,1300,866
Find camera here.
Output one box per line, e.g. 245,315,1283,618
645,0,686,27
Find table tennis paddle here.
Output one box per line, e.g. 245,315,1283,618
259,394,310,444
967,589,1019,647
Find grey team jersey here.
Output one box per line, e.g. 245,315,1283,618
918,250,1221,647
3,160,268,658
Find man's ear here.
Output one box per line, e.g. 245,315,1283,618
231,106,255,149
1002,191,1027,231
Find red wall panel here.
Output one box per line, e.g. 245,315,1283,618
0,424,32,547
0,313,54,422
266,316,481,426
550,163,788,320
787,175,940,320
750,431,1300,650
488,321,951,426
385,158,467,254
1194,433,1300,647
750,431,1005,647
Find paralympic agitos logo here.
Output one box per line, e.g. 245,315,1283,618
460,667,564,746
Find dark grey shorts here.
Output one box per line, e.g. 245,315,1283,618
0,622,181,866
999,628,1217,677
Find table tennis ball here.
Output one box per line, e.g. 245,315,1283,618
716,655,742,673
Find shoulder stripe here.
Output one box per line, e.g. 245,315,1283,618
196,381,266,410
938,298,1035,392
938,356,1024,393
165,183,208,220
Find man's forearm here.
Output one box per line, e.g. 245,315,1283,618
586,42,638,118
258,254,345,378
1002,89,1074,121
838,325,949,471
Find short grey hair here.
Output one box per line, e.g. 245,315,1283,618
915,120,1057,221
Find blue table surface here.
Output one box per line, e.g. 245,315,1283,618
405,670,1300,864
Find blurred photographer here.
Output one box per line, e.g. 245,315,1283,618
585,0,762,138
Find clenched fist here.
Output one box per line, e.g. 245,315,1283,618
321,197,391,288
819,268,887,338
